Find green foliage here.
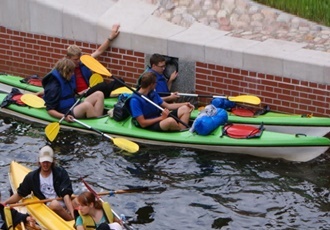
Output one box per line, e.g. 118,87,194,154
253,0,330,27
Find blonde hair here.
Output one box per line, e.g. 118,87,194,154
54,58,76,79
66,45,82,57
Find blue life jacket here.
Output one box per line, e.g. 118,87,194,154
51,69,76,112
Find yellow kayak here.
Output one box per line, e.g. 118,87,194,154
8,161,75,230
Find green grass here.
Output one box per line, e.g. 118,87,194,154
253,0,330,27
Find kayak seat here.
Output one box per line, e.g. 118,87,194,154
221,123,265,139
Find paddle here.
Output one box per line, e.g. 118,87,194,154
158,92,261,105
98,187,149,196
110,86,135,96
21,94,46,108
44,73,103,142
82,179,133,230
9,197,63,208
8,187,148,208
73,118,139,153
80,55,112,77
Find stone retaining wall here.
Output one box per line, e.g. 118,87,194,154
0,0,329,116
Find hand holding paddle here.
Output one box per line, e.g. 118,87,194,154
8,186,148,208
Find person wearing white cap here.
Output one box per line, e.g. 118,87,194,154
4,145,75,221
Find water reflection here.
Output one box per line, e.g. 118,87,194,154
0,116,330,229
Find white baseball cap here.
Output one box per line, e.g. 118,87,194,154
39,146,54,163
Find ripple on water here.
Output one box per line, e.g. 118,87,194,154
1,117,330,229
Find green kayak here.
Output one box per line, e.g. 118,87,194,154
0,93,329,162
0,73,329,137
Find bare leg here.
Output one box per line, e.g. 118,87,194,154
177,105,191,130
160,117,181,131
73,91,104,118
48,200,73,221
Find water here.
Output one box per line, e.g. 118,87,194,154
0,115,330,230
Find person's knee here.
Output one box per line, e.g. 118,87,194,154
179,105,191,114
48,200,61,211
94,90,104,99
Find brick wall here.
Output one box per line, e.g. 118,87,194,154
0,26,144,87
196,62,330,116
1,26,329,116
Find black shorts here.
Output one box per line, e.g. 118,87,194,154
144,109,179,131
86,79,124,98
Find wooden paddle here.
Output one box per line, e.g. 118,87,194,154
158,92,261,105
82,179,133,230
9,197,63,208
44,73,103,142
98,187,149,196
73,118,139,153
9,187,148,208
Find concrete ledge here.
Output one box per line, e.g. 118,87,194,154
243,39,307,78
168,23,229,62
131,16,186,55
0,0,329,85
206,35,260,70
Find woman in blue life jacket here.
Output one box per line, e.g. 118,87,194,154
42,58,104,122
75,191,123,230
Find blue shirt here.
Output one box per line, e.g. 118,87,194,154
148,69,169,93
129,91,163,119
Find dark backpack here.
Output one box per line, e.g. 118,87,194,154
113,93,130,121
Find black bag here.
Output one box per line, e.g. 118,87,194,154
113,93,130,121
0,88,25,108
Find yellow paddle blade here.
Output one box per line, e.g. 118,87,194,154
45,122,60,142
111,86,134,96
227,95,261,105
21,94,45,108
90,73,103,87
113,137,139,153
80,55,112,77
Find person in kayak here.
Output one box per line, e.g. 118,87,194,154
42,58,104,122
4,146,75,221
128,72,194,131
0,203,36,230
36,23,124,98
138,53,179,103
75,191,123,230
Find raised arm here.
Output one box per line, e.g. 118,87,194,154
91,24,120,58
